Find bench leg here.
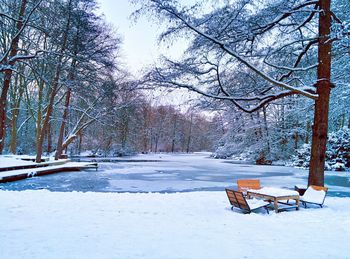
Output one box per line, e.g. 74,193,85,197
274,199,278,213
264,206,269,214
296,198,300,210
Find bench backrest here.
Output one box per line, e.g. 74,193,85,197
310,185,328,192
225,189,250,211
237,179,261,193
226,189,239,207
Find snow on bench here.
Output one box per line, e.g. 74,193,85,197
0,162,98,183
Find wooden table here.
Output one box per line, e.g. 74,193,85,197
247,187,300,213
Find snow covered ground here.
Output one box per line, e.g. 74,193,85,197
1,153,350,258
0,156,37,168
1,190,350,259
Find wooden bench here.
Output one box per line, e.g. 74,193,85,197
225,188,270,214
237,179,261,194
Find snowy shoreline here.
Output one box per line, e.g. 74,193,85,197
1,190,350,259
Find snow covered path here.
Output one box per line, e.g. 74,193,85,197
1,190,350,259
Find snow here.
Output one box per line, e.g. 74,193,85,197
1,153,350,258
0,155,67,169
301,187,326,205
246,198,270,210
1,190,350,259
0,161,94,180
332,162,346,171
248,187,299,197
0,156,34,168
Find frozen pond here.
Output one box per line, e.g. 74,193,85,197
1,153,349,197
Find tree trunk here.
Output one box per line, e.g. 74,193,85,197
9,74,24,154
305,121,311,144
36,76,57,162
308,0,332,187
0,0,27,154
171,114,177,153
9,108,19,154
55,89,71,160
35,0,72,162
186,113,193,153
263,106,270,154
339,114,345,129
46,121,52,154
154,133,159,153
78,132,82,155
294,131,299,150
61,121,94,151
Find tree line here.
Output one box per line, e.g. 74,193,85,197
81,103,217,156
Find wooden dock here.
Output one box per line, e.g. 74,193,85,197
0,159,67,172
0,161,98,183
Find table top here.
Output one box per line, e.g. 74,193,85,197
247,187,299,198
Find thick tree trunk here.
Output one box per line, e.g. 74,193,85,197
0,0,27,154
308,0,332,186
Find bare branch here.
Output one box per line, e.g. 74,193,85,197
161,5,318,99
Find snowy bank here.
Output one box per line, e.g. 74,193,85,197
1,190,350,259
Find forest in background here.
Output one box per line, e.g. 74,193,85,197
0,0,349,171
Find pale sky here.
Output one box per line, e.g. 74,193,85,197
97,0,198,108
97,0,187,76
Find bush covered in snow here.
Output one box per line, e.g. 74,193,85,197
289,127,350,171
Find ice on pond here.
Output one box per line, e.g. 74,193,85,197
1,153,349,196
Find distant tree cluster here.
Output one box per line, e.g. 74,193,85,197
79,103,217,156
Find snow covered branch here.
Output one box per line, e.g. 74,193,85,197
151,67,304,114
0,0,42,65
151,0,319,100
